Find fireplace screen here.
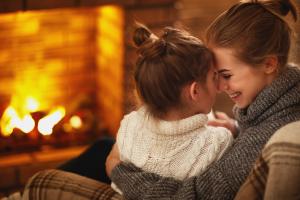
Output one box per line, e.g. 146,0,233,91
0,5,124,154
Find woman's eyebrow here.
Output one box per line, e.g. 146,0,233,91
218,69,230,73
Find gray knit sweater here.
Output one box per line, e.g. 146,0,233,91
110,66,300,200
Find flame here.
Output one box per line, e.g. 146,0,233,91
38,107,65,136
0,98,66,137
0,96,39,136
25,97,40,112
0,106,35,136
70,115,82,129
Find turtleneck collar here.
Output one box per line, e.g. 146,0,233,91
233,65,300,130
137,106,208,136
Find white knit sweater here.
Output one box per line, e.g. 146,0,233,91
114,107,233,181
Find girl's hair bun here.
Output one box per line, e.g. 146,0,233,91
133,23,154,47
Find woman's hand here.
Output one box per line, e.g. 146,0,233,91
207,111,238,137
105,143,121,177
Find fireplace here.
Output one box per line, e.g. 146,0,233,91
0,1,178,156
0,6,125,155
0,0,178,195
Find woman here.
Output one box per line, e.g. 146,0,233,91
107,1,300,199
22,0,300,199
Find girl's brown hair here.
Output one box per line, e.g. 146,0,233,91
133,24,213,116
206,0,298,71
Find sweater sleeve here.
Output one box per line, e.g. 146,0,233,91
116,111,137,162
111,162,232,200
110,132,263,200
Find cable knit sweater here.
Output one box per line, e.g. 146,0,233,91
110,65,300,200
115,107,232,183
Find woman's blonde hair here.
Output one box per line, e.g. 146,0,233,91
206,0,298,71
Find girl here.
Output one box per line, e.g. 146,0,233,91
110,24,232,193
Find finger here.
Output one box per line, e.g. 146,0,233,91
207,119,226,127
215,111,230,120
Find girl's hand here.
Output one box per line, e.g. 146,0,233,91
105,143,121,177
207,111,238,137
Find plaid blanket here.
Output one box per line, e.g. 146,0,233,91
22,169,122,200
235,121,300,200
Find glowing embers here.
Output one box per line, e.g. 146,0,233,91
0,97,66,137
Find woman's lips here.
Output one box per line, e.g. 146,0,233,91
229,92,241,101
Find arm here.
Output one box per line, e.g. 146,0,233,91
105,143,121,177
110,162,231,200
111,131,262,200
106,111,132,177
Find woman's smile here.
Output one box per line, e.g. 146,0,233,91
228,92,242,102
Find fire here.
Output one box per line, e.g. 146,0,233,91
0,106,35,136
25,97,40,112
38,106,66,136
0,97,66,137
70,115,82,129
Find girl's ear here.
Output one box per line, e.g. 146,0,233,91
189,81,200,101
263,55,278,74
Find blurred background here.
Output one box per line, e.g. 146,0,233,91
0,0,299,196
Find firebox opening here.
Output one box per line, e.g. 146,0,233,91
0,5,124,155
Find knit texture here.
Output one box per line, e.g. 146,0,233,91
110,65,300,200
115,107,232,182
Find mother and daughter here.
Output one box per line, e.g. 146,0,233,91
22,0,300,199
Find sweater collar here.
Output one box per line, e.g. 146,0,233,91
138,107,208,136
234,65,300,129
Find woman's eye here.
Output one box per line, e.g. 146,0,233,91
221,74,232,80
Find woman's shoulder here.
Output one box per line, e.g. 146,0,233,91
265,120,300,148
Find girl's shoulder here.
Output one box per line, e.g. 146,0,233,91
121,106,150,125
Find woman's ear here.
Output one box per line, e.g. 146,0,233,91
263,55,278,74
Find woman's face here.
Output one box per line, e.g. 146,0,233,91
213,47,272,108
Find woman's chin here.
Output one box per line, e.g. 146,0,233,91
235,102,249,109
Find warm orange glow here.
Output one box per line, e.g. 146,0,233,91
70,115,82,129
97,5,124,134
25,97,40,112
0,6,125,137
15,14,40,35
44,32,64,48
38,107,66,136
13,64,54,112
0,106,35,136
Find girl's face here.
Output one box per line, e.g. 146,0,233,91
213,47,273,108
